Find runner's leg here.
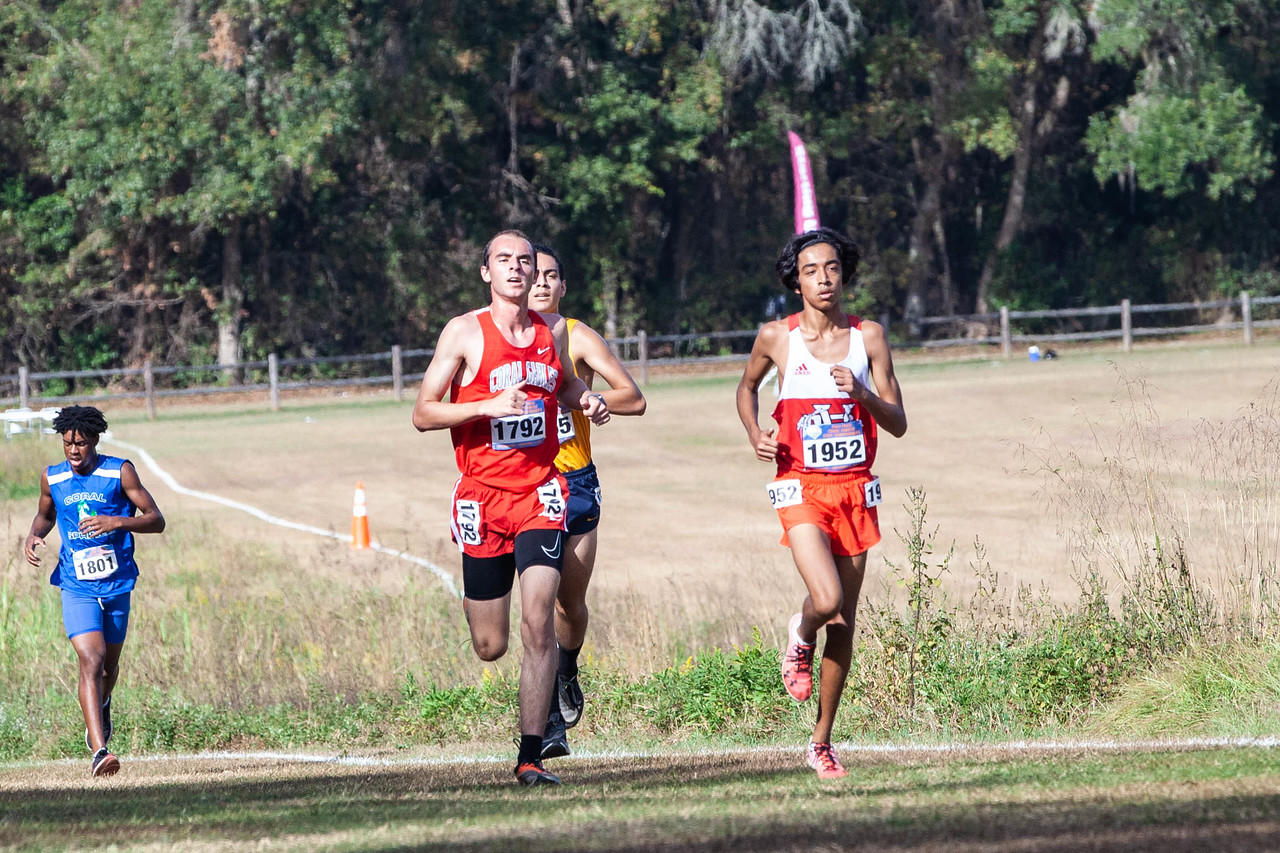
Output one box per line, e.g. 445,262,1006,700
517,564,561,737
555,528,596,651
70,631,109,752
463,594,513,662
812,552,866,745
786,523,846,645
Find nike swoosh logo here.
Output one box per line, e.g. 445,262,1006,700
542,534,562,560
537,347,552,354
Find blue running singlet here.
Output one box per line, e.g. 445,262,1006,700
46,455,140,597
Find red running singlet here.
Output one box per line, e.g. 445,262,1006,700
450,308,563,491
771,313,878,478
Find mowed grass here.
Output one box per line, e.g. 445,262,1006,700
2,746,1280,851
2,342,1280,849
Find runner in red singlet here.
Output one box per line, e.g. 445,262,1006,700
736,227,907,780
412,229,609,787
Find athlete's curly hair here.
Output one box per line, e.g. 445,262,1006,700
775,227,861,293
51,405,108,437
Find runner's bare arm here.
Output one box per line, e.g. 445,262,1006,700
412,315,526,431
24,470,55,566
80,461,166,537
553,315,610,425
831,321,907,438
571,322,645,416
736,322,785,462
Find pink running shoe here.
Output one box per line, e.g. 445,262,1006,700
781,613,815,702
806,741,848,779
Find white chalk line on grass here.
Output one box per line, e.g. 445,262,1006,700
102,435,462,599
5,736,1278,773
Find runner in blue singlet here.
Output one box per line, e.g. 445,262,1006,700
24,405,165,778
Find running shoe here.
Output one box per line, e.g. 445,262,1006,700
557,670,585,728
514,758,561,787
84,696,113,751
541,707,571,759
781,613,815,702
806,741,847,780
90,747,120,778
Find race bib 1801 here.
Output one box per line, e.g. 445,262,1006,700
72,545,118,582
490,399,547,450
800,421,866,471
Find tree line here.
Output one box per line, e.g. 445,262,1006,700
2,0,1277,373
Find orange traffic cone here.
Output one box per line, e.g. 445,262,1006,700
351,482,371,549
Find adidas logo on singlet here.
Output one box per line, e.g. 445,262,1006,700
794,363,810,375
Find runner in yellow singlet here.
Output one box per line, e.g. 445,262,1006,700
528,243,646,759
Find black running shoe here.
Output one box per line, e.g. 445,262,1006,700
557,671,585,729
90,747,120,778
514,759,561,787
85,696,113,751
541,707,570,759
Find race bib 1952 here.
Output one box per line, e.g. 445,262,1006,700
863,477,882,508
72,545,119,582
767,479,803,509
800,421,866,471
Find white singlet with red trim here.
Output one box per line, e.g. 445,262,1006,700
770,314,878,477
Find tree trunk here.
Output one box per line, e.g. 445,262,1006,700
600,262,619,339
975,83,1037,313
218,218,244,378
974,22,1049,314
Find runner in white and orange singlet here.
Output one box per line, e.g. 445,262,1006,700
412,229,609,787
736,227,907,780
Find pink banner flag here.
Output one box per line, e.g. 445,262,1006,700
788,131,820,234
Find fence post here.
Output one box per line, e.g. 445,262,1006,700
638,329,649,386
1241,291,1253,346
1121,299,1132,352
999,307,1011,359
268,353,280,412
144,360,156,420
19,366,29,410
391,345,404,401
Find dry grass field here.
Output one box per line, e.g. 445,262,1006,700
17,338,1270,669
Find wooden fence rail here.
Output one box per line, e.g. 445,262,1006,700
1,292,1277,418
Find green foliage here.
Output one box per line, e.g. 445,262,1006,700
4,0,1280,364
624,629,795,736
1087,81,1274,201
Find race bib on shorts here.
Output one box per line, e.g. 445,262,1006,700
767,479,803,509
800,421,866,471
536,480,566,520
73,545,119,582
863,477,882,508
557,405,576,443
491,399,547,450
454,499,482,546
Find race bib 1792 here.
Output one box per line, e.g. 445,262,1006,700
490,399,547,450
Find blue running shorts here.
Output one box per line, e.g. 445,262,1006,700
564,462,603,537
61,589,132,644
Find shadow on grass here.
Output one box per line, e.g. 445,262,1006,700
2,751,1279,851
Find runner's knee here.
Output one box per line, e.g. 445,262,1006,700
472,635,509,661
811,591,844,622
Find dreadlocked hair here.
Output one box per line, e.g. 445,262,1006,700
51,405,109,437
